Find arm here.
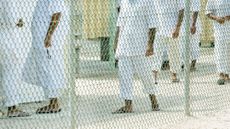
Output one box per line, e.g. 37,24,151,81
224,15,230,21
44,12,62,48
146,28,156,57
206,13,225,24
114,27,120,52
191,11,199,34
172,9,184,39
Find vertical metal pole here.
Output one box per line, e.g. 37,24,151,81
184,0,191,116
108,0,118,68
69,0,77,128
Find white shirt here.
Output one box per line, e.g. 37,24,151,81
116,0,157,58
181,0,201,35
206,0,230,40
154,0,185,37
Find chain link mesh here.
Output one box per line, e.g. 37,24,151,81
0,0,230,129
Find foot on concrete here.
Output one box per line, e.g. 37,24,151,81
112,100,133,114
172,73,180,83
36,105,61,114
7,109,30,118
217,73,225,85
217,79,225,85
149,95,160,111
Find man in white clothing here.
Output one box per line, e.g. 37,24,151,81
0,0,30,117
113,0,159,113
206,0,230,85
24,0,68,113
152,0,185,82
180,0,201,71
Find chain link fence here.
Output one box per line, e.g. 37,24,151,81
0,0,230,129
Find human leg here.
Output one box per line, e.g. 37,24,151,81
134,56,159,111
113,57,134,114
168,37,181,82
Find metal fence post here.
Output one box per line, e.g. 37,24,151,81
184,0,191,116
69,0,77,128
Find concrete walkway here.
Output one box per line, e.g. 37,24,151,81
1,47,230,129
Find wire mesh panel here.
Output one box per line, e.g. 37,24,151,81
1,0,230,128
76,0,230,129
0,0,76,128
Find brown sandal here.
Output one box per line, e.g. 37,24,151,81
112,106,133,114
7,109,30,118
149,95,160,111
36,105,62,114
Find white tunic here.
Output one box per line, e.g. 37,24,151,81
115,0,157,58
0,0,32,106
154,0,185,37
206,0,230,74
206,0,230,41
180,0,201,62
181,0,201,35
23,0,68,96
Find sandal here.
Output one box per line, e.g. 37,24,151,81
172,79,180,83
112,107,133,114
7,110,30,118
149,95,160,111
36,105,62,114
217,79,225,85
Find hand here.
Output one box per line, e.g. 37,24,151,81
114,39,118,53
172,27,180,39
145,45,154,57
16,18,24,28
190,25,196,35
44,35,52,48
224,16,230,21
216,17,225,24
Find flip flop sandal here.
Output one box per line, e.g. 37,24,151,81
36,106,62,114
172,79,180,83
7,111,30,118
36,108,62,114
217,79,225,85
190,67,197,72
112,107,133,114
152,104,160,111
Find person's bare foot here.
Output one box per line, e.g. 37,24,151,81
172,73,180,83
112,100,133,114
225,74,230,82
7,106,30,117
217,73,225,85
149,94,160,111
0,110,5,116
36,98,61,114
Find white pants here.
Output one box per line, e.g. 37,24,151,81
162,46,169,62
0,28,30,107
118,56,157,100
215,38,230,74
153,36,181,73
180,34,200,64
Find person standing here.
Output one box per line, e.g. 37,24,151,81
24,0,68,114
113,0,159,113
206,0,230,85
0,0,30,117
152,0,185,82
180,0,201,71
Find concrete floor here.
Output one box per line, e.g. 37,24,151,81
1,46,230,129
